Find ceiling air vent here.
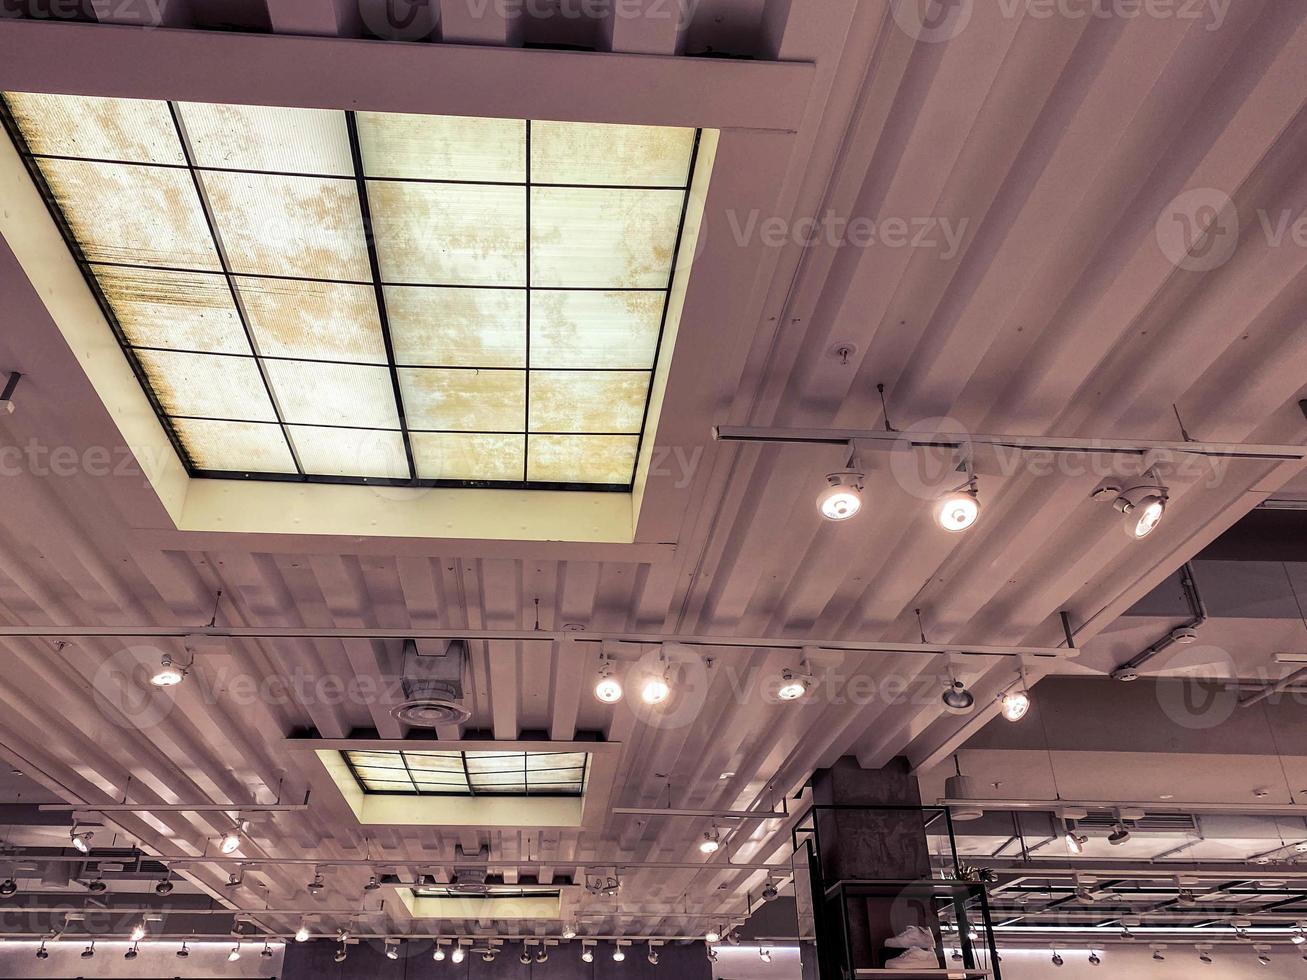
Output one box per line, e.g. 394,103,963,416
1078,812,1199,834
391,639,472,727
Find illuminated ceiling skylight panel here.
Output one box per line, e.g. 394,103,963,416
398,368,525,432
176,103,354,176
134,349,276,422
529,290,663,369
171,419,296,473
288,426,409,479
410,433,525,482
199,170,371,280
529,370,648,433
402,753,465,772
96,267,247,354
385,286,526,368
527,434,639,485
529,186,684,288
237,278,388,363
367,181,527,286
38,158,221,270
355,112,526,182
530,120,695,187
263,360,400,429
4,92,184,164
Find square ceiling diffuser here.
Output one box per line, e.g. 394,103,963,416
1,93,701,490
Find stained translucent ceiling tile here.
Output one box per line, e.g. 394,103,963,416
356,112,525,181
369,182,525,286
264,361,399,429
200,171,370,280
529,370,648,433
403,753,463,771
528,434,637,485
530,290,663,369
531,187,682,288
95,267,246,354
531,121,694,187
411,433,525,482
38,158,220,270
171,418,295,473
386,286,525,368
5,92,184,164
347,751,404,767
238,278,386,363
399,368,525,432
134,349,276,421
178,103,353,176
290,426,409,479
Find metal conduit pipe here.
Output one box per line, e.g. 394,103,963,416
1110,562,1208,682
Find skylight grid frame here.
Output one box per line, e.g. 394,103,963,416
341,749,589,798
0,93,702,492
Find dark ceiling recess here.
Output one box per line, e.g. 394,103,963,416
1199,509,1307,562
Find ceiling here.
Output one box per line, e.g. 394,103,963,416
1,0,1306,950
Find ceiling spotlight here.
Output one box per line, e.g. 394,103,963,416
700,828,721,854
537,947,549,964
582,947,595,964
1151,946,1166,962
87,877,107,893
70,827,93,853
760,949,772,963
648,944,659,965
295,920,311,942
307,871,325,894
177,942,190,958
776,668,809,701
451,945,466,964
364,874,380,891
226,871,242,888
1108,822,1131,846
705,928,721,944
1051,951,1064,967
705,946,718,963
1102,474,1169,539
130,920,146,942
613,945,626,962
1255,946,1272,966
155,875,173,896
228,943,242,962
817,471,864,521
219,828,242,854
0,878,17,897
1000,687,1031,723
335,945,348,964
434,945,446,962
563,925,578,940
124,942,138,960
520,944,533,965
641,667,671,705
936,483,980,533
261,943,274,959
35,941,48,960
594,658,624,704
1064,826,1087,855
150,655,186,687
482,951,497,963
1088,951,1101,966
386,939,401,960
81,942,95,959
762,880,779,901
942,679,975,714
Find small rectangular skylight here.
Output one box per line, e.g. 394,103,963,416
342,749,589,796
0,93,701,490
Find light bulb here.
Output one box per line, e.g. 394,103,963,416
220,829,241,854
295,923,310,943
71,829,92,853
705,930,721,944
760,949,772,963
130,922,146,942
699,831,721,854
776,669,808,701
1132,496,1166,538
228,945,242,962
451,947,466,964
1000,688,1031,722
1065,831,1086,855
935,489,980,532
151,656,184,687
594,662,623,704
641,676,671,705
582,949,594,963
613,947,625,962
817,473,863,521
434,946,446,961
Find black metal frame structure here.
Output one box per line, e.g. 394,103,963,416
0,94,703,492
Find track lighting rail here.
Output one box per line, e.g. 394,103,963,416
3,853,791,872
712,425,1307,462
0,624,1074,660
38,800,309,813
938,798,1307,817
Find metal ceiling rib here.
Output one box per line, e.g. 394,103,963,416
1,0,1307,945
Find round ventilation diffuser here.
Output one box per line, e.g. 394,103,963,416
391,639,472,727
391,690,472,727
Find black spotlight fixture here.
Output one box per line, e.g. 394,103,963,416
35,942,48,960
81,943,95,959
87,878,107,894
0,878,17,897
155,875,174,896
125,942,140,960
177,941,190,959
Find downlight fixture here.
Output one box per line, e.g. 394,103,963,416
1051,950,1064,967
228,943,242,962
942,679,975,714
386,938,401,960
1196,944,1214,964
648,943,659,965
81,942,95,959
520,943,533,965
935,470,981,533
335,944,348,964
760,949,772,963
70,827,93,853
537,947,549,964
150,655,186,687
35,941,49,960
86,876,107,894
1088,951,1102,966
155,874,174,896
613,944,626,962
434,944,446,962
944,756,984,821
1150,945,1166,962
0,878,17,896
451,945,466,964
581,948,595,964
306,870,325,894
776,667,810,701
1000,687,1031,722
219,823,244,854
295,919,311,942
641,652,673,706
704,928,722,944
594,657,624,704
364,874,380,891
261,943,274,959
699,828,722,854
1108,821,1132,846
761,879,779,901
177,941,190,959
817,471,864,521
124,942,139,960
